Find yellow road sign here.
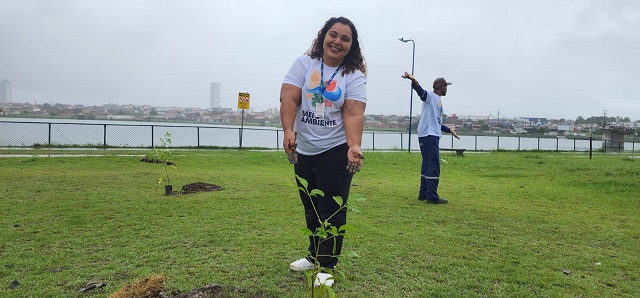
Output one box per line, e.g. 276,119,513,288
237,92,250,109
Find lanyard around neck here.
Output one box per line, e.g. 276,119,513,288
320,57,341,94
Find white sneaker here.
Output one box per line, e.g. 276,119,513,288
314,273,334,287
289,258,314,271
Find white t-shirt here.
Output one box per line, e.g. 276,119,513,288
283,55,367,155
417,89,444,138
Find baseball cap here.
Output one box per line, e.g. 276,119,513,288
433,78,452,89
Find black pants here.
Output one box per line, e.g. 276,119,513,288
419,136,441,200
294,143,353,270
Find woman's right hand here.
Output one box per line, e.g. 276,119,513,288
283,131,297,153
283,131,298,164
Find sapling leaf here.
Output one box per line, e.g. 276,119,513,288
347,206,362,213
295,174,308,190
340,258,352,267
327,286,336,297
298,227,313,236
338,224,355,232
333,196,343,206
316,229,328,239
348,193,366,202
341,250,360,258
335,270,347,281
310,189,324,197
304,270,313,288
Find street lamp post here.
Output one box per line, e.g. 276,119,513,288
399,38,415,152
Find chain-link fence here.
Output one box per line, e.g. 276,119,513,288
0,120,638,152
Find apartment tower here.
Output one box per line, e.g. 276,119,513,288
210,82,221,109
0,80,11,102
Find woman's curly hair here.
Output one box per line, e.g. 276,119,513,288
305,17,367,76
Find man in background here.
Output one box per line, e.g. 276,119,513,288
401,72,459,204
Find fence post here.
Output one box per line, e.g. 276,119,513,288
372,132,375,151
48,123,52,146
537,137,540,151
151,125,155,147
197,127,200,147
103,124,107,147
400,133,403,151
518,136,521,151
475,135,478,151
276,130,280,151
497,135,500,151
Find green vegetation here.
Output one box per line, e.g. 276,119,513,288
144,132,177,189
0,150,638,297
294,174,364,297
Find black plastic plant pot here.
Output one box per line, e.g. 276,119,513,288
165,185,173,195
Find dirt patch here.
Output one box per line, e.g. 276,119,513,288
108,275,272,298
141,157,176,165
181,182,223,194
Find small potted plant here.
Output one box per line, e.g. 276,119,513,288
144,132,177,195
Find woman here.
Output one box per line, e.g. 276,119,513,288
279,16,367,287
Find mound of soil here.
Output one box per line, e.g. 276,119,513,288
181,182,223,194
107,275,270,298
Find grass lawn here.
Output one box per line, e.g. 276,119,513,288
0,149,638,297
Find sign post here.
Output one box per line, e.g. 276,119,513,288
237,92,250,148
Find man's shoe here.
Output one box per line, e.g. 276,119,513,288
314,273,334,287
426,198,448,204
418,195,427,201
290,258,314,271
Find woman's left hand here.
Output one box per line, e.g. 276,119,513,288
346,146,364,174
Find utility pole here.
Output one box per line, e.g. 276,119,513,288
398,38,416,152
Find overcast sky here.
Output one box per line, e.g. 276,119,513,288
1,0,639,120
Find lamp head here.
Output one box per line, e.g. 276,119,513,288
399,38,406,42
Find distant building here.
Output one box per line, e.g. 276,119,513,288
0,80,11,102
210,82,221,109
603,128,625,151
557,124,574,132
519,117,548,127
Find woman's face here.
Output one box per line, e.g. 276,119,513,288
322,22,353,67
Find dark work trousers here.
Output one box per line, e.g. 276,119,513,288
419,135,441,200
294,143,353,270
